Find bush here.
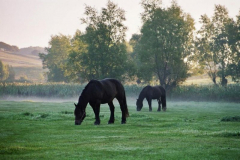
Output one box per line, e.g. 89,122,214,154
221,116,240,122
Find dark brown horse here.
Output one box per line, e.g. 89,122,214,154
136,85,166,112
74,78,129,125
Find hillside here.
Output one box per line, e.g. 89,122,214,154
0,47,47,82
0,41,19,52
0,50,42,67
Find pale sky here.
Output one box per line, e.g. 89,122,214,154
0,0,239,48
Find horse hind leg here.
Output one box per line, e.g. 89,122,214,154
116,97,127,124
108,101,115,124
157,99,161,112
161,95,167,112
147,98,152,112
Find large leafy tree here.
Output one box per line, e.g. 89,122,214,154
226,12,240,83
39,34,71,82
75,0,131,81
212,5,232,86
136,0,195,89
196,5,239,85
65,30,88,83
195,14,218,84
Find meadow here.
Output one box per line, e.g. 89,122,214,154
0,99,240,160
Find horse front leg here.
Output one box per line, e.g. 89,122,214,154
108,101,115,124
91,103,101,125
157,99,161,112
147,98,152,112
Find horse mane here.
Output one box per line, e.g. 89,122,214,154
79,80,101,101
138,85,151,101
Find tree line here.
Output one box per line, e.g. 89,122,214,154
39,0,240,90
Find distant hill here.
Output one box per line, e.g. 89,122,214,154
0,42,47,82
15,46,47,56
0,41,19,52
0,44,47,68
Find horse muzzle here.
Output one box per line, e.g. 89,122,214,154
75,120,82,125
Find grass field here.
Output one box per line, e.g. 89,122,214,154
0,98,240,160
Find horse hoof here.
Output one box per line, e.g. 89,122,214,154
157,110,161,112
121,121,126,124
108,121,114,124
94,122,100,125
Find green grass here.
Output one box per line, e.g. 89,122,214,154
0,99,240,160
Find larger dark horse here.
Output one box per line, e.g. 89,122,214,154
74,78,129,125
136,85,166,112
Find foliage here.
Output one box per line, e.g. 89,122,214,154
195,5,240,85
0,60,9,81
39,34,71,82
212,5,232,86
221,116,240,122
0,82,84,97
0,101,240,159
136,0,195,90
169,84,240,102
195,14,218,84
65,30,88,83
225,12,240,83
0,60,15,82
6,65,15,81
69,1,133,82
0,82,239,102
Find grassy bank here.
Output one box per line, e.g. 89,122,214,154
0,100,240,159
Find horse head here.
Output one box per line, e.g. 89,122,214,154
74,103,86,125
136,99,143,111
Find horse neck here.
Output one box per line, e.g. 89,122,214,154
138,89,146,102
78,92,89,110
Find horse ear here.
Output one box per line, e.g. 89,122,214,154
74,103,77,107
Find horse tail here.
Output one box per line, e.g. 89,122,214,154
112,78,129,118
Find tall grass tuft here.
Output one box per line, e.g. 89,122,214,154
221,116,240,122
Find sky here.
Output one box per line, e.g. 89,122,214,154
0,0,240,48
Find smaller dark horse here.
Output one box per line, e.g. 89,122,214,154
136,85,166,112
74,78,129,125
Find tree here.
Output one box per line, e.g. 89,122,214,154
6,65,15,81
212,5,232,86
195,14,218,84
65,30,88,83
39,34,71,82
225,11,240,83
196,5,239,85
74,0,131,81
136,0,195,89
0,60,9,81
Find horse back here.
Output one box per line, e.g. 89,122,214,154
100,78,125,97
148,86,165,99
